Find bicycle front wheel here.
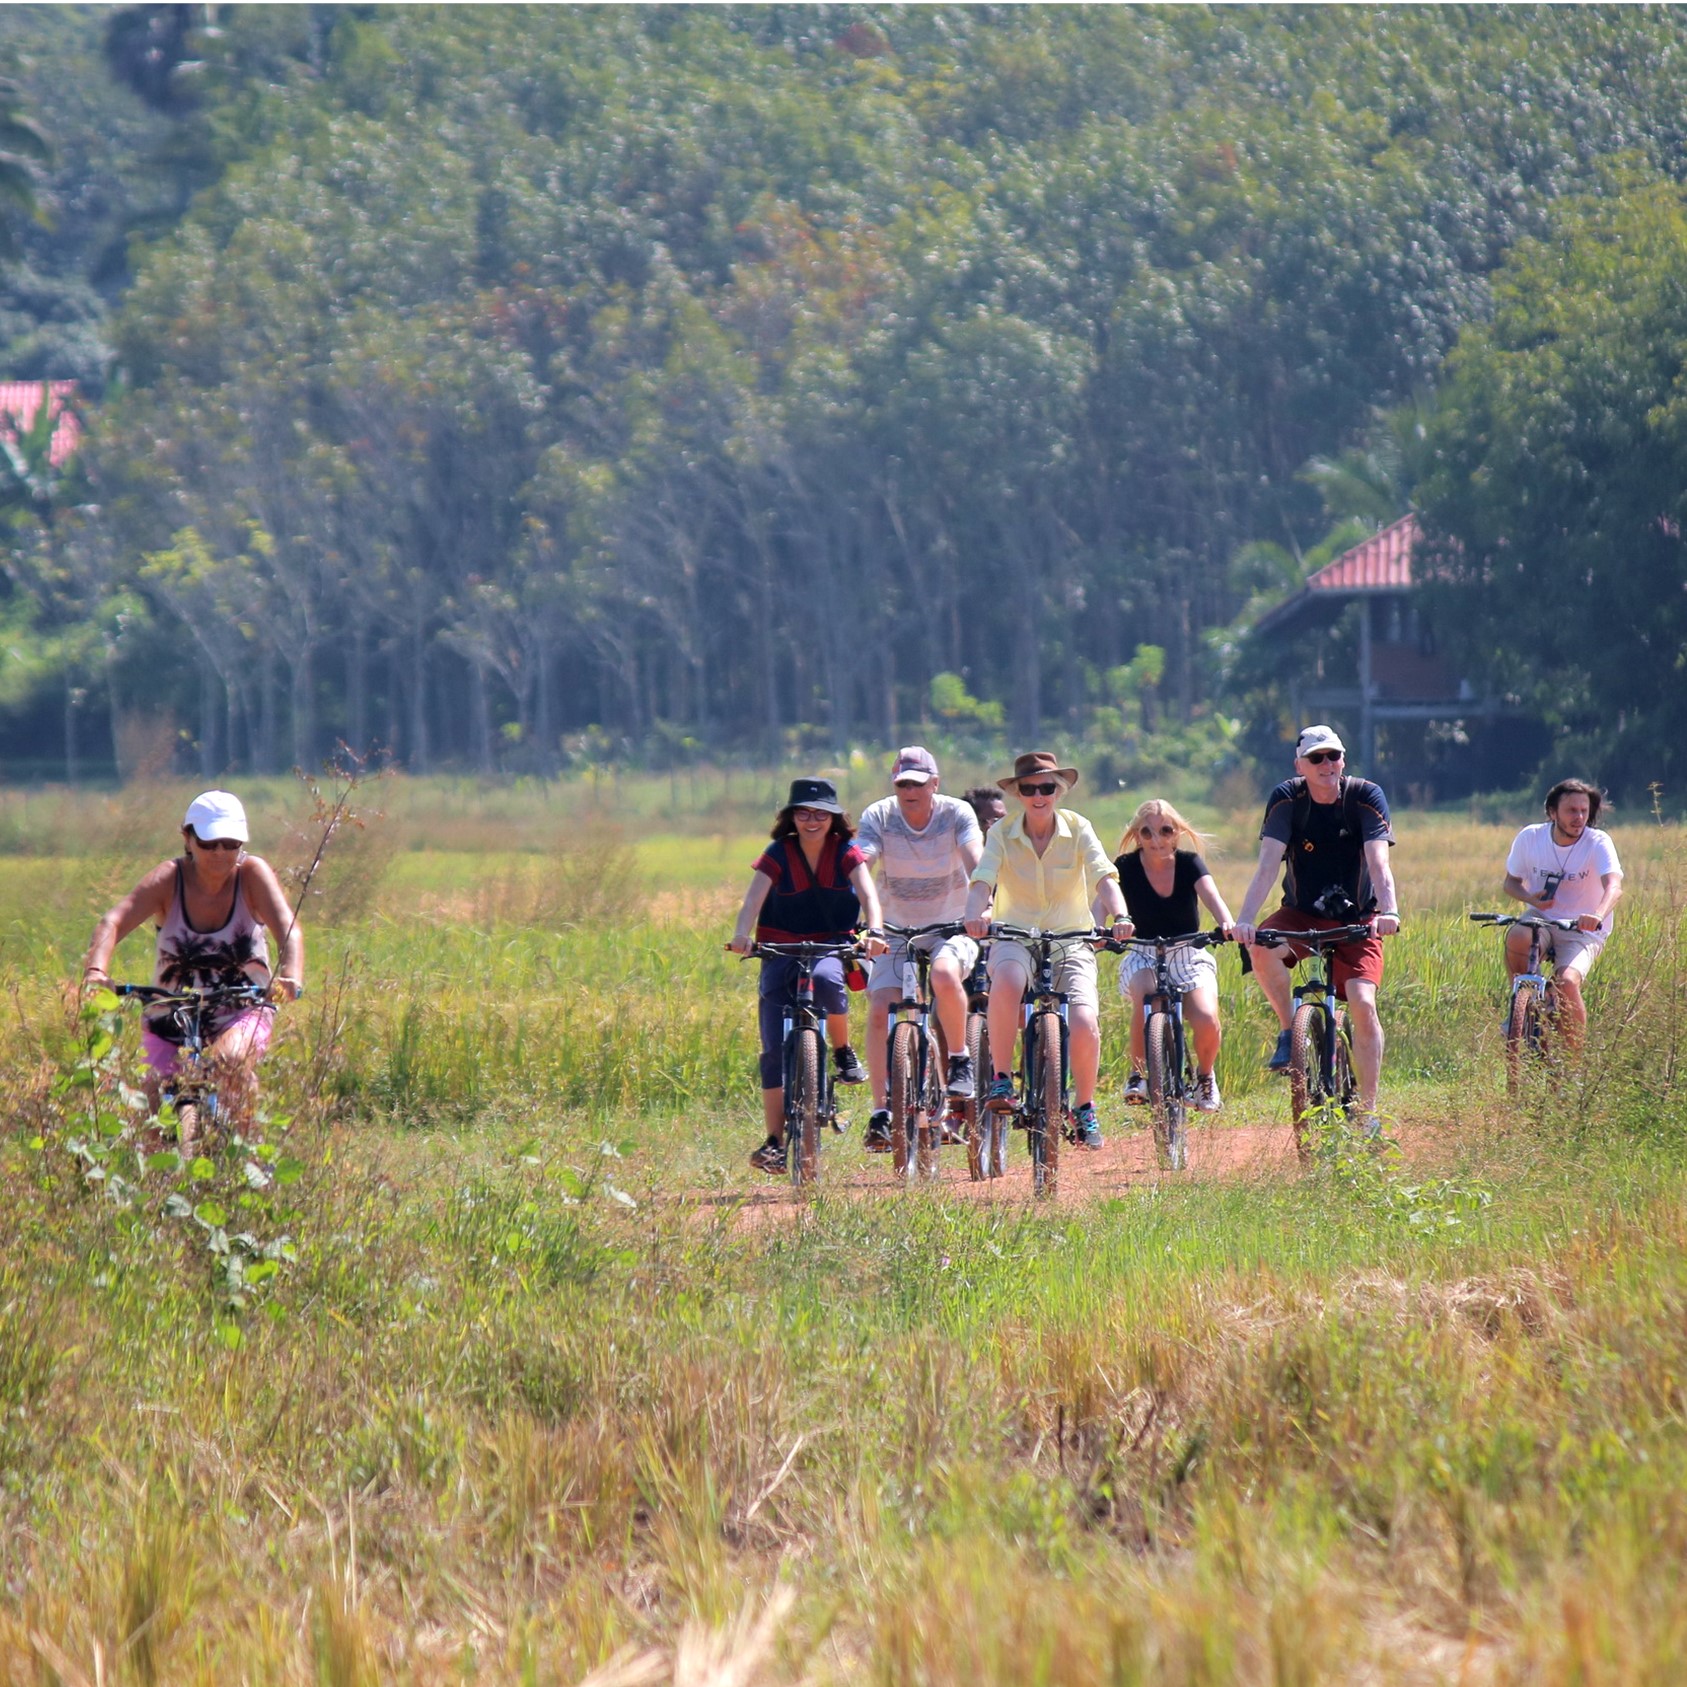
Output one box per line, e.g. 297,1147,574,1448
1333,1008,1358,1120
888,1019,920,1181
1144,1011,1187,1172
1505,982,1544,1095
1287,1003,1327,1166
788,1028,824,1189
1029,1010,1062,1199
964,1011,995,1181
917,1029,943,1181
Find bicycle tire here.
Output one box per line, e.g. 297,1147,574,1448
1505,982,1544,1095
888,1019,920,1180
1145,1011,1188,1172
964,1011,993,1180
789,1028,824,1189
917,1028,943,1180
1029,1010,1062,1199
1287,1002,1326,1166
1333,1008,1358,1119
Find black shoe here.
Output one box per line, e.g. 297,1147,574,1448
1266,1028,1293,1072
945,1053,975,1099
864,1109,892,1152
749,1136,786,1176
834,1045,868,1085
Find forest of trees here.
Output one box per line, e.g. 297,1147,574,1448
4,5,1687,798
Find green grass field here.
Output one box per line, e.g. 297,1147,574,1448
1,776,1684,1684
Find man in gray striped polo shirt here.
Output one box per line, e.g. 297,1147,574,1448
855,746,984,1151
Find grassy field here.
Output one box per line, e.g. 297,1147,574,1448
1,775,1685,1684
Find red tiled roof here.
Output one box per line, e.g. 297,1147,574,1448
1302,512,1418,593
0,380,81,468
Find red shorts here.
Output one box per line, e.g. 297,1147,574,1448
1258,906,1383,1000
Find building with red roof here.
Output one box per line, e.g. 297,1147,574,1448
0,380,82,468
1251,513,1536,791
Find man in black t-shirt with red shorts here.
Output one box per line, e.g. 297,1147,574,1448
1233,725,1401,1130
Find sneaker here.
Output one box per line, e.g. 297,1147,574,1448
1194,1073,1222,1113
864,1109,892,1152
833,1045,868,1085
945,1053,975,1099
984,1074,1018,1113
1266,1028,1293,1072
1123,1071,1148,1106
1360,1112,1383,1142
749,1136,786,1176
1073,1102,1104,1150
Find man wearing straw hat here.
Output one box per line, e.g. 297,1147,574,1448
964,751,1132,1150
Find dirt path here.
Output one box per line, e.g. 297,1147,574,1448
676,1116,1308,1227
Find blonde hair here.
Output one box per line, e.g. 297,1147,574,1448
1116,799,1210,856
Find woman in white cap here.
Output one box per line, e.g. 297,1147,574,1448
81,790,304,1130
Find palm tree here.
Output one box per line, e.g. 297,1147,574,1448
0,75,48,262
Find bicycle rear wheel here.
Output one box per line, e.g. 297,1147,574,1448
788,1028,823,1189
964,1011,997,1180
1287,1003,1327,1166
1029,1010,1062,1199
1144,1011,1188,1171
1505,982,1544,1095
888,1020,919,1181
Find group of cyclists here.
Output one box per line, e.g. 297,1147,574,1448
726,732,1623,1175
77,736,1623,1172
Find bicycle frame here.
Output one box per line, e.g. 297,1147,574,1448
1469,911,1584,1085
747,939,858,1186
115,980,272,1135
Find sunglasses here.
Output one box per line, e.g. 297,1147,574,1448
1139,824,1176,838
1303,749,1343,765
1017,781,1060,797
193,835,242,852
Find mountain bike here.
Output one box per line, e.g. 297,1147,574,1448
961,945,1006,1182
1253,923,1374,1164
986,925,1097,1199
1469,912,1585,1092
114,980,274,1146
743,940,860,1190
1114,931,1228,1172
882,921,967,1183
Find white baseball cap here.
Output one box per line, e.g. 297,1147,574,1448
183,790,249,843
1295,724,1346,759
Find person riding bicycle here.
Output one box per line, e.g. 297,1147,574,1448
963,786,1007,835
1112,799,1235,1115
728,777,886,1176
855,747,983,1153
1233,726,1400,1130
80,790,304,1130
1501,777,1623,1054
963,751,1131,1150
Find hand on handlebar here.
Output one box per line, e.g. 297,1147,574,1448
726,933,755,955
859,928,888,958
1374,913,1401,938
270,975,304,1004
964,914,992,941
1576,913,1601,933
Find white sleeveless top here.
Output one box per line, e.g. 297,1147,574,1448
148,861,272,1041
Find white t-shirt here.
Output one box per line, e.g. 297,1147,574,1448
856,794,981,925
1505,822,1623,932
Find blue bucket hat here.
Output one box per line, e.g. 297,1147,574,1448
783,776,844,815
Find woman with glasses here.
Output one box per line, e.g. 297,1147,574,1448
728,777,887,1176
963,751,1131,1149
81,790,304,1125
1112,799,1234,1113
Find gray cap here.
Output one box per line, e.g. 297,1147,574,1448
892,745,939,785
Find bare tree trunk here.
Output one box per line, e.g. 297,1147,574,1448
200,665,217,777
291,643,315,771
259,647,279,774
64,678,78,786
408,634,430,773
470,659,493,773
347,619,368,757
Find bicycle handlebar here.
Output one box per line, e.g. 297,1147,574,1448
737,939,864,962
1252,923,1375,951
1112,930,1230,953
989,924,1102,945
883,920,969,940
1469,912,1586,932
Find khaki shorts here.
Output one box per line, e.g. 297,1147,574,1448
987,938,1098,1013
868,928,980,995
1533,922,1609,981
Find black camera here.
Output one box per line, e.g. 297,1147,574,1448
1537,871,1565,905
1311,886,1364,921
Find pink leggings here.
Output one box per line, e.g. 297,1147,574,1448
141,1009,273,1078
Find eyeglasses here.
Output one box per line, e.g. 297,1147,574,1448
793,807,832,822
1017,782,1059,797
193,835,242,852
1139,825,1176,838
1303,749,1343,765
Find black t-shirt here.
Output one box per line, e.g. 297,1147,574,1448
1114,850,1209,939
1260,776,1393,914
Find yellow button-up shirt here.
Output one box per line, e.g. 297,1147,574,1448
970,807,1119,930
